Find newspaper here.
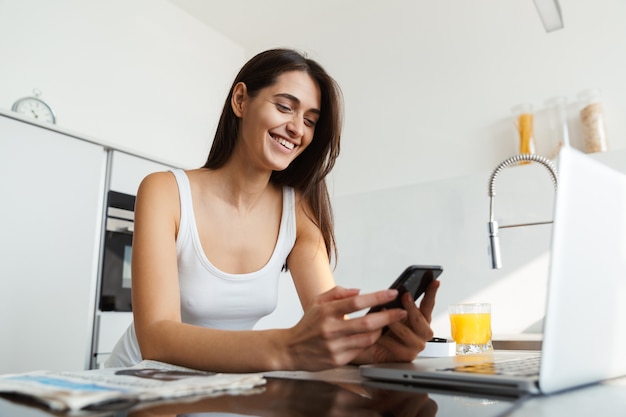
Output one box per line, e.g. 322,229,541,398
0,360,266,413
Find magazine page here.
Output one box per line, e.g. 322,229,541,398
0,360,265,413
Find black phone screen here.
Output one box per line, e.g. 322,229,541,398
368,265,443,314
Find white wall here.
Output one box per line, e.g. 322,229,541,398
223,0,626,196
258,149,626,338
0,0,245,169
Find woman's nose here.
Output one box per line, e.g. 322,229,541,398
286,116,304,138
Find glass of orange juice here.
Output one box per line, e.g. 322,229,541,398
449,303,493,355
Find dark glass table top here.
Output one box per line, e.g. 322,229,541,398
0,375,524,417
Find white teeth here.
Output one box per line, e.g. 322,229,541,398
274,137,295,150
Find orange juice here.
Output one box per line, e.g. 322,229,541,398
449,313,492,344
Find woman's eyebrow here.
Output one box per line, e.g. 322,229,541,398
274,93,321,115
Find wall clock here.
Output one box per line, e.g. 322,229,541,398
12,89,57,124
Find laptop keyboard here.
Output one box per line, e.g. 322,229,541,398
446,355,542,378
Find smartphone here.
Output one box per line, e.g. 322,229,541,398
368,265,443,314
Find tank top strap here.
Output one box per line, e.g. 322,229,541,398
281,186,296,248
169,169,193,244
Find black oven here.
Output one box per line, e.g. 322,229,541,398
99,191,135,312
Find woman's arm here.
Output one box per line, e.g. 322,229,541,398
352,280,439,364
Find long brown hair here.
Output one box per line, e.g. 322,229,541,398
203,48,343,265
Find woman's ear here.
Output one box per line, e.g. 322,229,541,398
231,82,248,118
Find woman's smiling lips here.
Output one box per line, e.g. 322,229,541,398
270,133,296,151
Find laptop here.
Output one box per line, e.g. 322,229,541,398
360,146,626,395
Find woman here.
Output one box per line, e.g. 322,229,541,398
107,48,439,372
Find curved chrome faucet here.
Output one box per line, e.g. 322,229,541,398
488,154,558,269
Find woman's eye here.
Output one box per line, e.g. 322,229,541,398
275,103,292,113
304,118,317,128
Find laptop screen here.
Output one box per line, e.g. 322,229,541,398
539,146,626,393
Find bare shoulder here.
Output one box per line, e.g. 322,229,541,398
135,171,181,215
138,170,177,194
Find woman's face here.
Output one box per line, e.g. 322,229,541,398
233,70,321,172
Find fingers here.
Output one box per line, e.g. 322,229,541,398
329,310,415,363
314,281,441,366
397,281,439,340
349,308,408,334
373,283,439,361
318,286,402,317
418,280,440,323
376,325,424,359
388,295,433,342
300,287,407,342
374,310,432,362
317,286,361,302
290,284,438,370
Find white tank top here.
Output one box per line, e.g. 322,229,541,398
106,170,296,367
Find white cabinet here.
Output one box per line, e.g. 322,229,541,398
109,151,174,196
92,311,133,368
0,114,179,372
0,115,107,373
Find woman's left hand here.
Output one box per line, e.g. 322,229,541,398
355,279,440,364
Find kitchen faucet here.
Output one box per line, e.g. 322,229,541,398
487,154,559,269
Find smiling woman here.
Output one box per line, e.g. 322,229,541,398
105,48,439,373
231,71,321,176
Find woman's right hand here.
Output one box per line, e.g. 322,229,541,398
281,286,408,371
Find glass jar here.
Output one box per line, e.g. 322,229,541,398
511,103,536,156
578,89,608,153
544,96,570,158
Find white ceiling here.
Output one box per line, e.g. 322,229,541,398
167,1,559,51
167,0,364,51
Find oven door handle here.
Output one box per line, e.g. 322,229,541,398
106,218,134,234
